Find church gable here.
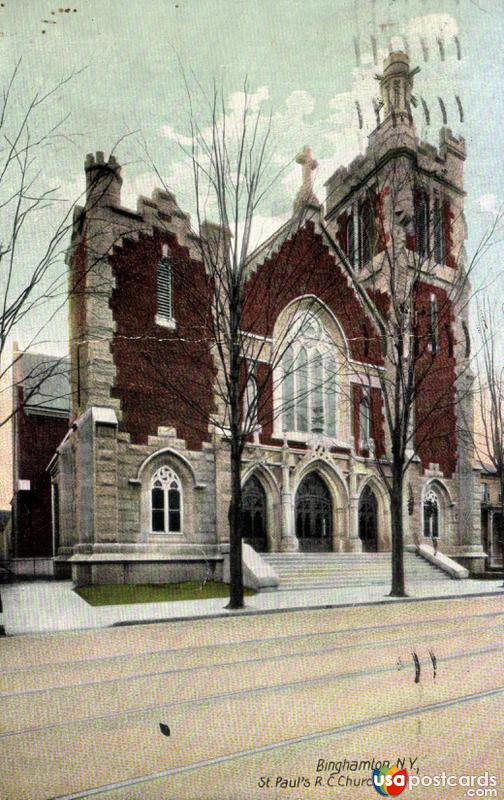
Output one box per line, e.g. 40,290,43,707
242,219,384,367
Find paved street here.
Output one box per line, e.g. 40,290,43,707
2,577,504,634
0,595,503,799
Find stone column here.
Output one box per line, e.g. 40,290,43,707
280,449,298,552
346,459,362,552
93,418,119,545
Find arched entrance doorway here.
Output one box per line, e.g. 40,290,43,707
423,488,440,539
295,473,332,552
241,475,268,552
359,485,378,552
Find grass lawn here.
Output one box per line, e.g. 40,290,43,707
75,581,256,606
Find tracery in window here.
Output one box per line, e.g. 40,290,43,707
281,312,338,437
151,465,182,533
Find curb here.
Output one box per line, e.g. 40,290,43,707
110,587,504,629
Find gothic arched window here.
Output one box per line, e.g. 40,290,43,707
359,197,375,265
423,488,439,538
281,312,338,437
360,395,372,446
415,189,430,260
151,466,182,533
433,197,445,264
157,244,173,322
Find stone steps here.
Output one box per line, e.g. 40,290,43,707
261,552,452,591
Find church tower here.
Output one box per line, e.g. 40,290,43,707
323,52,484,572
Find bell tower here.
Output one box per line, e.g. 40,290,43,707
376,51,419,120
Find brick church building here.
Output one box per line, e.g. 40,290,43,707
51,52,485,585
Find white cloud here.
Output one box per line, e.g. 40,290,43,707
476,193,504,222
406,13,459,43
161,124,193,148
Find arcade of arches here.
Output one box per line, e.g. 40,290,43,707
241,469,384,553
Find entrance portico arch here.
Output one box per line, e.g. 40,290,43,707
358,484,378,552
357,475,391,551
295,472,333,552
292,457,349,552
241,475,268,552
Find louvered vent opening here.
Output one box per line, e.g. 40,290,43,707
157,258,173,319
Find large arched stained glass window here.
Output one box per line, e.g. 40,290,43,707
151,466,182,533
281,312,338,437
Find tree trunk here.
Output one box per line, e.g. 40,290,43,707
500,471,504,587
389,473,407,597
227,436,244,608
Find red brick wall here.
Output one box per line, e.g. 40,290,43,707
242,223,385,446
109,230,216,449
15,394,69,557
413,282,457,476
243,223,384,365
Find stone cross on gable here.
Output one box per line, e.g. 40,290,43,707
294,145,320,211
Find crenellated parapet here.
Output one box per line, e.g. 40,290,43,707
67,152,204,421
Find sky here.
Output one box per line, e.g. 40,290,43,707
1,0,503,357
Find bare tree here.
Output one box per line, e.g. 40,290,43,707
0,61,82,425
145,81,352,608
0,62,139,430
140,65,501,605
474,297,504,567
334,147,503,595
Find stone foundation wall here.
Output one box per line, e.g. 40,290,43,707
72,557,223,586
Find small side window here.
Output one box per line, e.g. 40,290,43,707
430,295,438,355
156,243,174,326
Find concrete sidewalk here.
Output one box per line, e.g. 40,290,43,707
1,577,503,635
